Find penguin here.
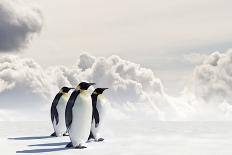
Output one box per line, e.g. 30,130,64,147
50,87,74,137
88,88,109,142
65,82,95,149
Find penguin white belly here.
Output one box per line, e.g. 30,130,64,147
53,96,68,136
69,93,92,147
91,96,107,140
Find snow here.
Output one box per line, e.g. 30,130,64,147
1,120,232,155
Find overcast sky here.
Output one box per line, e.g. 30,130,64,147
3,0,232,95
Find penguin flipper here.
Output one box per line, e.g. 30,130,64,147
65,90,80,129
51,107,59,125
93,108,100,126
92,95,100,126
51,93,62,124
50,132,57,137
54,109,59,125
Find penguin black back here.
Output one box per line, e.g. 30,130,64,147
91,88,108,126
65,90,80,129
51,87,73,125
65,82,95,129
51,93,62,125
91,93,100,125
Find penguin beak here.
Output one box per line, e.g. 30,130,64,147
65,88,75,92
89,83,96,86
103,88,109,91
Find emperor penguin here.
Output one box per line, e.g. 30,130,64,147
50,87,74,137
88,88,109,142
65,82,95,149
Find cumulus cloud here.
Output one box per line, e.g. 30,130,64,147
46,53,174,120
0,0,43,52
0,53,193,121
185,50,232,103
0,55,57,111
3,51,232,121
182,49,232,120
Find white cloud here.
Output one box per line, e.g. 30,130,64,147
185,50,232,103
182,49,232,120
0,0,43,51
46,53,183,120
2,51,232,121
0,55,56,111
0,53,192,121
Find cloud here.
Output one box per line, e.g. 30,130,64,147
182,49,232,120
0,53,193,121
2,52,232,121
0,55,56,111
185,50,232,103
0,0,43,52
47,53,180,120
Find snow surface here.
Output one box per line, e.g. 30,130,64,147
1,120,232,155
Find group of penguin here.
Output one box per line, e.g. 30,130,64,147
50,82,108,149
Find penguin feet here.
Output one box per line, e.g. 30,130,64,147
65,142,73,148
74,145,87,149
97,138,104,142
50,132,57,137
95,138,104,142
63,133,69,136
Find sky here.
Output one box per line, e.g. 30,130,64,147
12,0,231,95
1,0,232,121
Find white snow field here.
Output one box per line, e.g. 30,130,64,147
1,120,232,155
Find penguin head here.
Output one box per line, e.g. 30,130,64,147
93,88,109,95
77,82,95,90
60,87,75,93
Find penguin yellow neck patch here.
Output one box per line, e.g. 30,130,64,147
98,94,105,100
62,92,69,97
76,85,80,91
80,90,88,96
62,93,69,102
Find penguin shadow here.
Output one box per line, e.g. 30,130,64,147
16,147,68,154
8,136,53,140
16,142,69,153
28,142,68,147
